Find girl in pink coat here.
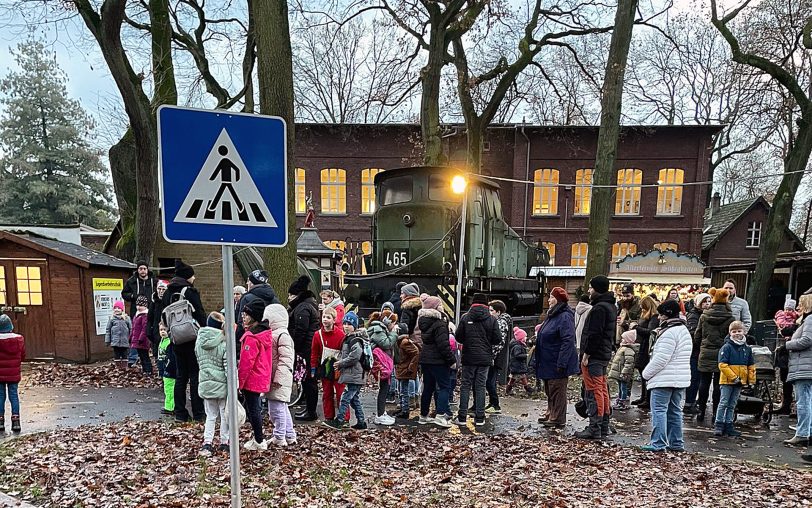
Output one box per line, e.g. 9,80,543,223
130,296,154,375
238,299,274,451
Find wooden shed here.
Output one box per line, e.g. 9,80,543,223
0,231,134,363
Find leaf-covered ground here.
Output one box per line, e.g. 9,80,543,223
1,418,810,507
25,362,162,389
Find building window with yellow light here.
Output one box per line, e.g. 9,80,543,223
574,169,592,215
615,169,642,215
542,242,556,265
571,243,588,267
532,169,559,216
295,168,306,214
361,169,382,215
612,242,637,261
654,242,678,251
656,168,684,215
320,168,346,214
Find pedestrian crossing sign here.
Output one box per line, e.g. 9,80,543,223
158,106,288,247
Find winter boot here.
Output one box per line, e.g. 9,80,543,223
683,403,699,415
725,422,741,437
0,415,4,432
600,415,612,438
10,415,20,433
713,422,724,436
575,417,603,440
696,406,706,421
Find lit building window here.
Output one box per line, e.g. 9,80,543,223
612,242,637,261
615,169,642,215
747,222,762,247
574,169,592,215
654,242,678,251
532,169,559,215
571,243,588,267
657,168,684,215
542,242,556,265
295,168,306,214
320,168,346,214
361,169,382,215
15,266,43,306
0,266,6,305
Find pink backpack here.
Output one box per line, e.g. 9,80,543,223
372,347,394,380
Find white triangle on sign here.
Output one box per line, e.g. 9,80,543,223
174,128,277,227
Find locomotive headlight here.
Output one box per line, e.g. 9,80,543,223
451,175,467,194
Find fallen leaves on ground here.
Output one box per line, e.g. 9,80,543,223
25,362,162,389
1,418,810,507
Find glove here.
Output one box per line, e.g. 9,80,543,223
732,377,742,386
310,367,316,378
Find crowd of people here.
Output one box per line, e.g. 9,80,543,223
0,260,810,466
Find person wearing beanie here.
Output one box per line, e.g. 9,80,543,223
162,259,207,423
416,296,454,428
106,301,132,370
506,327,533,396
381,301,395,313
367,310,398,425
195,312,229,456
486,299,512,415
536,289,579,428
388,282,407,316
122,259,156,318
774,298,801,416
320,290,345,324
684,293,711,414
342,311,360,332
147,279,171,369
325,316,371,431
454,292,500,427
130,295,154,375
608,330,639,410
693,288,734,422
238,299,274,451
399,283,423,340
775,299,800,336
640,299,692,452
237,270,280,341
575,275,617,439
264,304,298,447
0,314,25,433
617,283,642,348
287,275,320,421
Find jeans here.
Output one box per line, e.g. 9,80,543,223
408,377,421,397
398,379,411,415
794,379,812,439
203,398,229,445
697,371,720,414
685,356,700,405
377,378,390,417
649,387,685,451
128,347,138,365
174,344,204,421
0,383,20,415
268,400,296,441
486,367,502,409
458,365,488,420
337,383,365,425
421,364,451,417
618,380,630,401
715,385,741,425
243,390,264,443
449,369,458,403
136,348,153,374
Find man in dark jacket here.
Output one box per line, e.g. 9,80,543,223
486,299,511,414
236,269,281,340
575,275,617,439
454,293,501,427
288,275,321,421
162,260,206,422
122,260,156,317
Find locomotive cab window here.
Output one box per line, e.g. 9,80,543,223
379,175,413,206
428,174,456,202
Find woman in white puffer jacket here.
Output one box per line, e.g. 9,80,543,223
641,300,693,452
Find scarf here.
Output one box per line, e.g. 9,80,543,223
730,335,746,346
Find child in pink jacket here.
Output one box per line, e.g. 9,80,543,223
238,299,273,451
130,295,153,375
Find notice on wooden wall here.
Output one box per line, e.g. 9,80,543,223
93,278,124,336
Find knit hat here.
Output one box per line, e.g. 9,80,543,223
157,279,169,290
709,288,730,305
657,299,681,319
472,293,489,305
423,296,443,311
249,270,269,285
621,330,637,345
136,295,149,308
785,299,797,310
242,298,266,322
621,283,634,294
343,311,359,329
513,326,527,343
136,260,149,269
693,292,711,308
0,314,12,333
207,312,225,330
381,301,395,313
589,275,610,294
175,260,195,280
551,287,568,304
288,275,311,295
113,301,125,312
400,283,420,297
233,285,246,295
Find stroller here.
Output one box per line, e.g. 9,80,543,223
735,346,775,424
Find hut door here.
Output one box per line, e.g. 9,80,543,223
0,261,54,359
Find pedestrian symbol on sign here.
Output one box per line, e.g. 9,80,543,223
174,128,277,227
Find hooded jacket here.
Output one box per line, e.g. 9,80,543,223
146,291,166,344
122,271,156,317
336,329,368,385
608,343,639,382
367,320,396,359
634,314,659,371
695,303,735,373
105,313,131,348
289,290,320,359
786,314,812,382
238,324,274,393
718,337,755,385
642,319,692,389
195,326,228,399
0,332,25,383
399,297,422,337
417,308,455,366
265,304,295,402
581,291,617,363
162,276,207,353
686,306,703,337
508,339,529,375
236,283,281,339
130,310,151,350
395,334,420,380
617,297,642,345
455,304,500,367
574,301,592,349
535,302,579,379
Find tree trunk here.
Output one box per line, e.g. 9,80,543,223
108,129,137,256
149,0,178,108
253,0,299,304
749,120,812,318
421,22,446,166
584,0,638,285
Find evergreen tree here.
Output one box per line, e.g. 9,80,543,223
0,40,115,229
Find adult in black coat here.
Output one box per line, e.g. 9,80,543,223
486,299,512,413
122,260,156,317
684,292,711,413
146,280,168,370
455,294,501,424
235,269,281,341
417,296,456,424
161,260,206,422
288,275,321,421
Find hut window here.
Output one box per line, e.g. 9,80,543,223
0,266,5,305
15,266,43,306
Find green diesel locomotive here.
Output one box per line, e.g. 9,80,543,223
343,166,549,316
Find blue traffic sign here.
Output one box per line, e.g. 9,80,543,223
158,105,288,247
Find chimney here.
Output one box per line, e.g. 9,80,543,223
711,192,721,216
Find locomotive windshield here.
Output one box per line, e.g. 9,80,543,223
379,175,413,205
428,174,458,202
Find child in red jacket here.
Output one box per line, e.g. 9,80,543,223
0,314,25,433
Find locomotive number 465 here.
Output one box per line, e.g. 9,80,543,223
384,250,408,267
